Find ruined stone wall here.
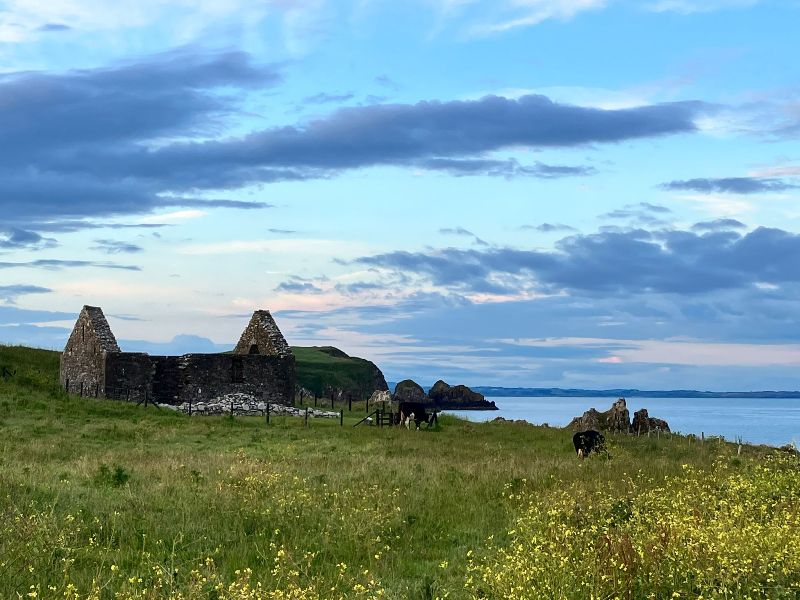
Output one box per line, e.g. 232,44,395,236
151,356,182,405
60,310,112,397
61,306,295,407
175,354,295,405
104,352,153,403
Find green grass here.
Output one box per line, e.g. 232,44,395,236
0,344,788,599
292,346,385,397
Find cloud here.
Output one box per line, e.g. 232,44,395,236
37,23,72,32
0,228,58,250
0,0,287,43
661,177,798,194
418,158,596,178
600,202,673,227
691,219,747,232
302,92,355,104
439,227,489,246
275,280,325,294
0,49,280,229
0,284,52,303
647,0,760,14
352,225,800,296
521,223,578,233
374,75,400,90
1,48,708,236
0,259,141,271
465,0,608,36
334,281,385,295
91,239,144,254
273,287,800,388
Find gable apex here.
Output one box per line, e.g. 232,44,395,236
234,310,292,357
78,305,120,352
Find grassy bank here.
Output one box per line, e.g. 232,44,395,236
0,345,798,599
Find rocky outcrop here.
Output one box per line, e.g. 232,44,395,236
607,398,631,433
428,380,497,410
569,408,604,431
393,379,427,403
632,408,671,433
569,398,669,434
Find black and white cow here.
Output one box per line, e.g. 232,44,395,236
573,430,606,459
398,402,434,430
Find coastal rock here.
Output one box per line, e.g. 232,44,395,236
632,408,671,433
428,380,497,409
568,408,603,431
608,398,631,433
569,398,670,434
393,379,427,403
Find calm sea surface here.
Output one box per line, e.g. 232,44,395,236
445,397,800,447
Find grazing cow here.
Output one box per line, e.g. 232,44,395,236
573,430,606,459
398,402,430,430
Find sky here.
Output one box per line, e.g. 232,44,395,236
2,0,800,390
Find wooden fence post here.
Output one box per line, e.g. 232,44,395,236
266,402,270,425
348,394,352,412
340,410,343,427
305,407,309,427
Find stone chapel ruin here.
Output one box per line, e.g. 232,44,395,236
60,306,295,405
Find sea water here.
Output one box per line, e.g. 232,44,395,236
445,396,800,447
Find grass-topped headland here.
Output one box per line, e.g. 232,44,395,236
1,344,798,599
292,346,388,398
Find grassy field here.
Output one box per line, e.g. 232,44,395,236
1,344,798,599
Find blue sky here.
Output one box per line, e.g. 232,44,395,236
2,0,800,390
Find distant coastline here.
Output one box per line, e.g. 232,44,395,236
470,387,800,399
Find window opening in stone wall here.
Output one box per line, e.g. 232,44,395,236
248,344,259,355
231,356,244,383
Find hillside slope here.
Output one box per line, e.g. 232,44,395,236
292,345,388,398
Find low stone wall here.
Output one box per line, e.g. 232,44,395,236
162,392,339,418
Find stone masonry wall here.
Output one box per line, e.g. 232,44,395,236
104,352,153,403
176,354,294,405
233,311,292,357
60,309,111,397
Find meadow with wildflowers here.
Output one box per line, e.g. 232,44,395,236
1,345,798,599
